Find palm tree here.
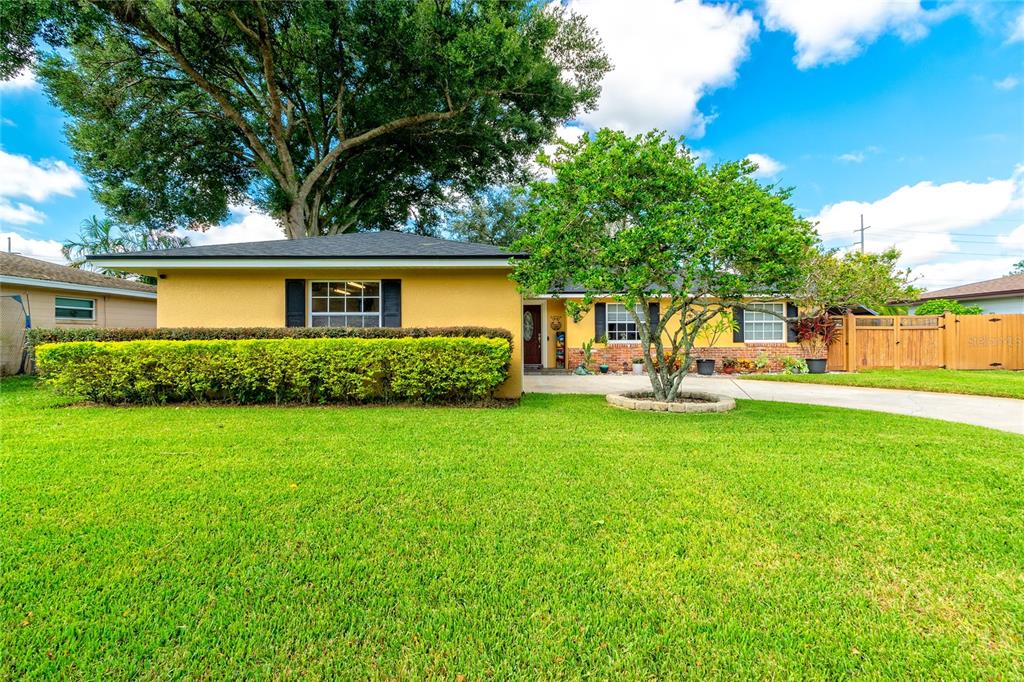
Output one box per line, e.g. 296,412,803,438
63,216,190,284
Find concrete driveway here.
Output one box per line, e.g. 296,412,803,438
524,373,1024,435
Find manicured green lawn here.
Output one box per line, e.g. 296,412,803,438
740,368,1024,399
3,376,1023,678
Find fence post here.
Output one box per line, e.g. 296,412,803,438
893,315,901,369
942,312,956,370
846,311,856,372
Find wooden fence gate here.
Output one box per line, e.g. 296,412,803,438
827,313,1024,371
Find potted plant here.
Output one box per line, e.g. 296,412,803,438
574,338,594,375
598,363,610,374
721,357,737,374
631,356,644,375
789,313,840,374
692,310,737,375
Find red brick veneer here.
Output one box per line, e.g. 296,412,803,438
566,343,817,373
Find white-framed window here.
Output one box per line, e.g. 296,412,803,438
310,280,381,327
606,303,644,342
744,302,786,342
55,296,95,321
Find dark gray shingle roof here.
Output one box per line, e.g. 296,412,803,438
89,231,525,260
0,252,156,292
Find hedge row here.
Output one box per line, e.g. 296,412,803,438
36,337,512,405
27,325,513,347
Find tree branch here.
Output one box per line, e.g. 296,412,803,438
112,4,290,190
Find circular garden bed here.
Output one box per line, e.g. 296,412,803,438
606,390,736,413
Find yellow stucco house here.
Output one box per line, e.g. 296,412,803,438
89,231,808,397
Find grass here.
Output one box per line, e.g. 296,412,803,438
2,376,1023,679
740,368,1024,399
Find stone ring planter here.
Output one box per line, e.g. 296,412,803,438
606,390,736,413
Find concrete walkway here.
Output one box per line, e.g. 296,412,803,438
524,373,1024,435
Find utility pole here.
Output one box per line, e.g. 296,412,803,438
855,214,870,253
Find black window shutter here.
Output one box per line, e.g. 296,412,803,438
786,303,798,342
648,301,660,340
594,302,606,340
381,279,402,328
285,279,305,327
732,307,744,342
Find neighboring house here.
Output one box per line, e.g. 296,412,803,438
0,252,157,374
909,274,1024,314
88,231,809,396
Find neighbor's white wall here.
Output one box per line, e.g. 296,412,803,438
971,295,1024,314
909,295,1024,315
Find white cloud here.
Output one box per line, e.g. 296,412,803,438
188,204,285,245
0,200,45,226
0,68,36,93
0,151,86,202
763,0,952,69
994,76,1019,91
0,231,64,262
1009,9,1024,44
745,153,785,178
997,223,1024,249
812,168,1024,272
913,258,1019,292
837,151,865,163
566,0,758,136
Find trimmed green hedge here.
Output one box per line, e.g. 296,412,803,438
36,337,512,405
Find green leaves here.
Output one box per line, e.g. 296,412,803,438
791,247,921,316
36,336,512,405
514,129,815,305
511,129,816,400
21,1,609,237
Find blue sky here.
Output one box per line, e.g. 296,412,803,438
1,0,1022,290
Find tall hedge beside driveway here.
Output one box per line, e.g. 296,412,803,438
36,337,512,405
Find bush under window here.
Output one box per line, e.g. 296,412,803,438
36,337,512,405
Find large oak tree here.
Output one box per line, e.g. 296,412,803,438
3,0,608,238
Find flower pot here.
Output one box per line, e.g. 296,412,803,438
632,363,644,375
696,359,715,376
599,364,610,374
806,358,828,374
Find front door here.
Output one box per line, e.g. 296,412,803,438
523,305,542,367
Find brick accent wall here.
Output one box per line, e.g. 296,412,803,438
567,343,818,373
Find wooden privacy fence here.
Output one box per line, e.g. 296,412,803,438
827,313,1024,372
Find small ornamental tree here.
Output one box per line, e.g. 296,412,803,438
511,130,816,401
790,248,919,317
788,248,920,358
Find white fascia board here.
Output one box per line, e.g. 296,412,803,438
87,257,515,270
0,275,157,300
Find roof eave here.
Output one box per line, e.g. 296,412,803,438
86,255,525,271
0,274,157,299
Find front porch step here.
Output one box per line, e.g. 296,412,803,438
524,368,571,376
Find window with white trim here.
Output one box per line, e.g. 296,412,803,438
744,302,786,342
606,303,644,342
310,281,381,327
55,296,95,321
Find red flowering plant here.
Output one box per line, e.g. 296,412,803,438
789,313,841,359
